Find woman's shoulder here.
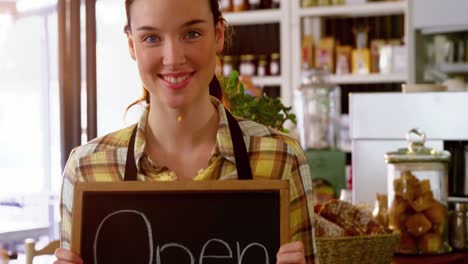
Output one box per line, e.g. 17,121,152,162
69,124,136,160
235,118,303,153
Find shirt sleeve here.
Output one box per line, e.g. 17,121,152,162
283,140,315,263
59,149,79,250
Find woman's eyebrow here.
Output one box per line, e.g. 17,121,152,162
181,19,207,28
136,19,207,32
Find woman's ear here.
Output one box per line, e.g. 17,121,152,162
215,21,225,54
127,32,136,61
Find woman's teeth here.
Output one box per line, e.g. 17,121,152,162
163,74,191,84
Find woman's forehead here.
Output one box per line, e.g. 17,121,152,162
129,0,213,28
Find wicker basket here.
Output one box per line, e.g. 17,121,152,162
314,233,400,264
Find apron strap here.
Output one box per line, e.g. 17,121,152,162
124,125,138,181
124,109,253,181
224,110,253,180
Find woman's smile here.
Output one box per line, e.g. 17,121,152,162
159,71,195,90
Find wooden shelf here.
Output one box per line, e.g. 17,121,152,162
330,73,407,84
299,1,406,18
251,76,282,87
223,9,281,26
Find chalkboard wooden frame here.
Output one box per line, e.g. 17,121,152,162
70,180,289,258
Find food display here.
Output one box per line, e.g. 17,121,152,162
385,129,451,255
388,171,448,254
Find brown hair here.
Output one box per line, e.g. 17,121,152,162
125,0,226,110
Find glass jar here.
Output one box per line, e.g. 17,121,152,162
261,0,272,9
385,128,452,255
233,0,248,12
269,53,281,76
239,54,256,76
295,68,341,150
220,0,233,12
257,55,268,76
222,55,235,77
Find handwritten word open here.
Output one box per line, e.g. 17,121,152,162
93,209,270,264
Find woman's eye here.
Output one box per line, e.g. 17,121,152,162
185,31,200,39
143,35,160,43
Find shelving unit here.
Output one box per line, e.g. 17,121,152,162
438,63,468,74
251,76,283,87
289,0,410,108
223,9,282,26
330,73,407,84
221,4,293,105
298,1,406,18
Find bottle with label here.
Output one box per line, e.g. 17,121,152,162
269,53,280,76
220,0,233,12
233,0,248,12
248,0,261,10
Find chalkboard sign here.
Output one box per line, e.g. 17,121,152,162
71,180,289,264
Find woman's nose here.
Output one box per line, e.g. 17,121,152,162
162,39,186,67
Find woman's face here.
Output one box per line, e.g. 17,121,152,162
127,0,224,110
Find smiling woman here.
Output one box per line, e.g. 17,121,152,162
56,0,314,263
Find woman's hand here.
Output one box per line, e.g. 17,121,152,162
276,241,306,264
54,248,83,264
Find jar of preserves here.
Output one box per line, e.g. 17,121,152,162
239,54,256,76
233,0,248,12
269,53,281,76
257,55,268,76
385,128,452,255
220,0,233,12
295,67,341,150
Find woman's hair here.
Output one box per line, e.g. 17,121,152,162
125,0,227,110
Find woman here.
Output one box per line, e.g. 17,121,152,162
55,0,314,263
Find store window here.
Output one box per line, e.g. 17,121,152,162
0,1,61,249
95,0,142,136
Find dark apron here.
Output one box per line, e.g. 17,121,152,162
123,109,253,181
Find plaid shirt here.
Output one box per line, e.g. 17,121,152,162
60,97,315,261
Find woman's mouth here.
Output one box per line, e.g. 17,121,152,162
159,72,194,90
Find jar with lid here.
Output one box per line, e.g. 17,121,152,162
233,0,248,12
257,55,268,76
269,53,281,76
294,67,341,150
385,128,452,255
220,0,233,12
222,55,236,77
239,54,256,76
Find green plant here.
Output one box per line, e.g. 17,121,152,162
220,70,296,132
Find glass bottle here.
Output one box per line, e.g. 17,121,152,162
272,0,280,9
385,128,452,255
295,68,341,150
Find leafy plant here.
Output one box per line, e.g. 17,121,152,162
219,70,296,132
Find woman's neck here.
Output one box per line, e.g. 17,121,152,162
145,97,219,152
